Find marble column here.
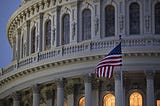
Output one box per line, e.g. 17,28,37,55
12,92,21,106
146,71,155,106
92,78,99,106
0,99,5,106
114,71,122,106
57,79,64,106
32,85,40,106
84,74,92,106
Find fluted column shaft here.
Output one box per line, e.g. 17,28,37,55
32,85,40,106
57,79,64,106
84,75,92,106
13,92,20,106
114,71,122,106
146,71,155,106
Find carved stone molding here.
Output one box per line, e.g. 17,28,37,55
32,84,40,94
12,92,21,101
145,71,154,79
83,74,92,83
56,79,64,88
114,71,121,80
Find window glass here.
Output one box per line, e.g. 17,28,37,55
31,27,36,53
45,20,51,50
130,92,142,106
79,97,85,106
157,100,160,106
105,5,115,37
129,3,140,35
155,2,160,34
82,9,91,41
103,94,115,106
62,14,70,45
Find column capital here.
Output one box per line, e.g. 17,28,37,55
56,79,64,88
145,71,154,79
32,84,40,94
12,92,21,101
114,71,121,80
83,74,92,83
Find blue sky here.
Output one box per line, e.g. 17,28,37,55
0,0,21,68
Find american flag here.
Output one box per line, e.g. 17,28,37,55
95,43,122,78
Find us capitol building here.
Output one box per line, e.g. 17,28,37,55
0,0,160,106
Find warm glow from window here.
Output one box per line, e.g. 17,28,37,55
130,92,142,106
79,97,85,106
64,101,67,106
103,94,115,106
157,100,160,106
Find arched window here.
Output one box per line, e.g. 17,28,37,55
130,92,142,106
105,5,115,37
79,97,85,106
103,94,115,106
155,2,160,34
31,26,36,53
129,3,140,35
82,9,91,41
64,101,67,106
157,100,160,106
62,14,70,45
45,19,51,50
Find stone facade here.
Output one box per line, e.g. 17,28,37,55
1,0,160,106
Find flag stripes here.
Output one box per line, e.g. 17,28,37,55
95,43,122,79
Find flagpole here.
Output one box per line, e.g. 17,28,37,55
119,35,124,106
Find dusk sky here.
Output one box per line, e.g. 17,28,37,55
0,0,21,68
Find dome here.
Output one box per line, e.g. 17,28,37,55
1,0,160,106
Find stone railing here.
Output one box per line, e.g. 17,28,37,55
1,36,160,76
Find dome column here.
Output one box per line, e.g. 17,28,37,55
114,71,122,106
56,79,64,106
145,71,155,106
84,74,92,106
32,84,40,106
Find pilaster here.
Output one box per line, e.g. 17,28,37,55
12,92,21,106
26,20,30,56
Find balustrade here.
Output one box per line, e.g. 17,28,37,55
1,37,160,76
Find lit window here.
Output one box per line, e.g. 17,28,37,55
82,9,91,41
64,101,67,106
155,2,160,34
129,3,140,35
45,19,51,50
130,92,142,106
105,5,115,37
62,14,70,45
157,100,160,106
103,94,115,106
79,97,85,106
31,27,36,53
